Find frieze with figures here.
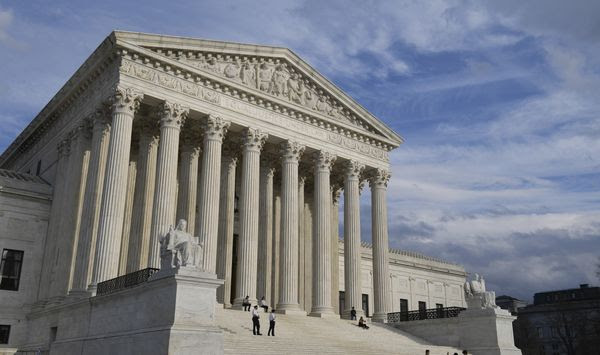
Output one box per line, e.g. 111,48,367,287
120,59,389,162
149,49,375,133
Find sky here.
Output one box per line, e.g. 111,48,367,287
0,0,599,302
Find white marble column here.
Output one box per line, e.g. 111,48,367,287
370,169,392,322
90,87,142,290
118,154,137,275
70,111,111,296
257,158,275,304
51,124,91,299
343,160,365,319
297,174,306,309
216,145,238,306
277,140,305,314
233,128,267,307
38,139,71,302
270,190,281,308
310,151,337,317
126,123,159,272
176,139,201,235
331,184,342,314
196,115,230,273
148,101,189,268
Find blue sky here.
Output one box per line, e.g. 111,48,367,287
1,0,599,301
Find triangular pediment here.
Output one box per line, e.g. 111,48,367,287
113,31,403,147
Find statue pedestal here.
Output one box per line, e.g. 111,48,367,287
458,307,521,355
37,267,225,355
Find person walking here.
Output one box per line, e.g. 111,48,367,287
242,295,250,311
251,305,262,335
350,306,357,320
268,309,276,336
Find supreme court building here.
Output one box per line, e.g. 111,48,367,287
0,32,467,352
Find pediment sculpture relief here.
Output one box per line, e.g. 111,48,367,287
156,50,372,131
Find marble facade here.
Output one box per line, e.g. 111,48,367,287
0,32,471,352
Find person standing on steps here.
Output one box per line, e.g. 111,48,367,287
251,305,262,335
268,309,276,336
350,306,357,320
242,295,250,311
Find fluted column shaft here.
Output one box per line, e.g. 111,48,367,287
257,161,275,304
297,176,305,309
176,144,201,235
310,151,337,316
233,128,267,307
370,169,391,322
118,156,137,275
197,115,229,273
90,88,142,289
71,113,111,295
343,160,365,319
126,126,159,272
331,186,342,314
148,102,189,268
216,152,237,306
270,192,281,308
38,140,70,301
277,141,305,314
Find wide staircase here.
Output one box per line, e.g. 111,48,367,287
215,307,462,355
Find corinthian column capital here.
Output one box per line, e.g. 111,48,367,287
157,101,189,129
344,160,364,179
280,140,305,162
313,151,337,172
203,114,230,142
107,86,143,115
242,128,268,152
369,168,391,188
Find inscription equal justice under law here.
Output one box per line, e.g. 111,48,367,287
120,59,389,162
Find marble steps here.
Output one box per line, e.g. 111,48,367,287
215,307,462,355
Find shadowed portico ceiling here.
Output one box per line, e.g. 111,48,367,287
114,31,403,149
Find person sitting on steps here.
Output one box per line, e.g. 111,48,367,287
260,296,269,312
358,316,369,330
242,295,251,311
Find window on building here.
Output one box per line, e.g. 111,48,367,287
551,327,558,338
0,249,24,291
400,299,408,321
537,327,544,338
0,325,9,344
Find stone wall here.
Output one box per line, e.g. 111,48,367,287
0,170,52,350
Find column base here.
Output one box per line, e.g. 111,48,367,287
87,283,98,296
276,304,306,315
371,312,388,323
276,308,307,316
309,309,339,318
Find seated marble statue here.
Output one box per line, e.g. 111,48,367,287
159,219,204,270
464,273,497,309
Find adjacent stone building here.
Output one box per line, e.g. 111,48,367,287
514,284,600,355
